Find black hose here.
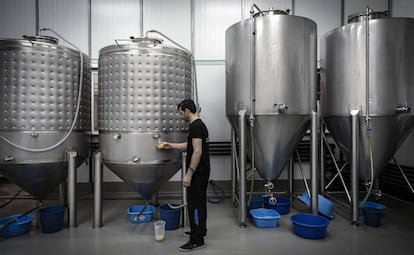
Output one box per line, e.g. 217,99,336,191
0,188,24,209
208,180,225,204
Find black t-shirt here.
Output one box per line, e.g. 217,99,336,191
187,118,210,176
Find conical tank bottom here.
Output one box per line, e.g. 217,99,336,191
251,115,310,180
324,115,414,180
0,162,68,200
228,114,310,180
105,162,181,200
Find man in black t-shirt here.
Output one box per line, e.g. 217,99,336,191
160,99,210,252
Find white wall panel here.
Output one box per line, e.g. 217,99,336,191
39,0,89,54
393,0,414,18
143,0,191,50
295,0,341,62
91,0,141,62
197,65,231,142
344,0,388,24
0,0,36,38
194,0,240,60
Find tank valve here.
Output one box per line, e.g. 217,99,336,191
132,156,140,163
396,103,411,114
153,134,160,139
113,134,122,140
269,195,277,205
3,156,14,162
31,132,39,138
264,182,274,190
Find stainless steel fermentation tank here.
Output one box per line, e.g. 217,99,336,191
0,36,91,200
226,11,317,181
320,14,414,181
98,38,192,200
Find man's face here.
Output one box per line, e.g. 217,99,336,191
179,108,190,122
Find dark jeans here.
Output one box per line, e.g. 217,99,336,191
187,174,209,244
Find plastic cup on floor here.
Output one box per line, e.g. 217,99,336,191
154,220,166,242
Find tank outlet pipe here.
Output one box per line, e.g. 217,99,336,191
0,28,84,152
145,29,200,113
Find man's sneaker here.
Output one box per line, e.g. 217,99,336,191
178,241,206,252
183,231,207,239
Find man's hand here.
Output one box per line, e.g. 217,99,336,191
182,172,192,187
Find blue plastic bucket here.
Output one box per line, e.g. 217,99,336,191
298,192,334,218
0,214,34,237
128,205,155,223
159,204,182,230
290,213,330,239
363,207,384,227
250,208,280,228
359,201,386,216
39,205,65,233
264,196,291,215
246,194,263,217
246,194,263,210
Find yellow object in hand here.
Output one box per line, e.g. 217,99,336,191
156,143,165,149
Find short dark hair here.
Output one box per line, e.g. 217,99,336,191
178,99,197,113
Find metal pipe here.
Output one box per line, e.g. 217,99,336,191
88,0,92,58
191,0,195,54
365,6,371,129
325,161,349,190
231,130,237,206
388,0,393,17
67,151,78,228
249,10,256,128
392,157,414,193
93,151,102,228
181,152,188,228
139,0,144,37
320,121,325,192
35,0,40,35
351,110,360,226
311,111,319,215
59,183,65,206
322,132,352,202
296,150,310,198
238,110,247,228
288,156,294,201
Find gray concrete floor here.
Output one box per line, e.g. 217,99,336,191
1,195,414,255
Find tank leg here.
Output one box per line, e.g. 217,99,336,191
311,111,319,215
238,110,247,228
351,110,360,226
93,151,102,228
67,150,78,228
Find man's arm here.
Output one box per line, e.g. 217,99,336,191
182,138,202,187
161,142,187,150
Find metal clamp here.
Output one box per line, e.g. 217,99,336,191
113,134,122,140
3,156,14,162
